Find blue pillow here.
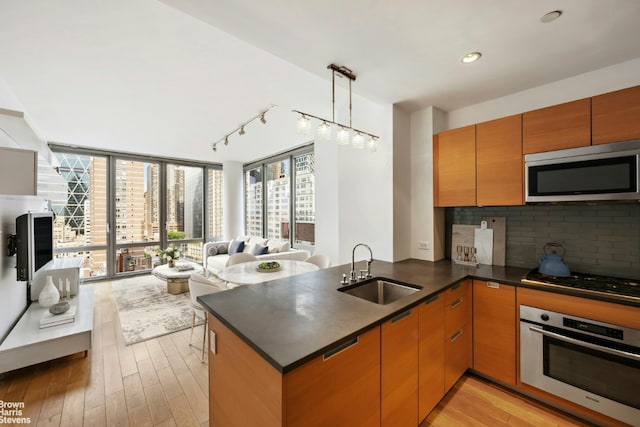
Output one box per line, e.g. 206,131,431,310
252,244,269,255
228,239,245,255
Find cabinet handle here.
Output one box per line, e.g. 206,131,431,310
450,297,463,309
424,294,440,305
210,330,217,355
450,329,463,342
450,282,462,291
323,336,359,360
390,309,412,324
487,281,500,289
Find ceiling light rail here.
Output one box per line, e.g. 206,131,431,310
293,63,379,152
212,104,277,152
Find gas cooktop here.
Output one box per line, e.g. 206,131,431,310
521,269,640,304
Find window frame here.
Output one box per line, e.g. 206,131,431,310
49,143,222,280
243,144,314,248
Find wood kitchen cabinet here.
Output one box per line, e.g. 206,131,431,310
208,314,381,427
472,280,516,386
522,98,591,154
418,293,445,421
443,280,472,391
381,307,418,427
592,85,640,145
476,115,523,206
434,125,476,207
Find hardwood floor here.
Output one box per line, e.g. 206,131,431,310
0,280,209,427
422,375,594,427
1,279,596,427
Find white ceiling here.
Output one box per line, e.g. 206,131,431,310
1,0,640,163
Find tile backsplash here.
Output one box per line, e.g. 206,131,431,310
446,203,640,278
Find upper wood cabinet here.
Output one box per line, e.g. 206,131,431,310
434,125,476,207
476,115,523,206
472,280,516,386
522,98,591,154
592,85,640,145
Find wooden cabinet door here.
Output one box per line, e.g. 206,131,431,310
444,280,472,390
476,115,523,206
472,280,516,386
418,293,445,421
208,314,283,427
435,125,476,206
592,85,640,145
523,98,591,154
382,308,419,427
284,326,381,427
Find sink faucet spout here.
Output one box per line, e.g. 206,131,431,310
350,243,373,282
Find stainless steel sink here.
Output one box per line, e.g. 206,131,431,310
338,278,421,305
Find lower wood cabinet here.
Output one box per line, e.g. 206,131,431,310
472,280,516,386
443,280,472,391
381,308,419,427
285,327,381,427
208,314,381,427
418,293,445,421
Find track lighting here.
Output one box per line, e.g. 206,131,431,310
211,104,276,152
293,63,379,150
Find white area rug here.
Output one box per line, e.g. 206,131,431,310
112,275,203,345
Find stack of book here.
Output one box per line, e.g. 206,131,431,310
40,306,77,329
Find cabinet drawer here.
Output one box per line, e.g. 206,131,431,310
444,325,472,391
444,281,471,335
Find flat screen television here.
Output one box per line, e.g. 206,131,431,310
15,211,54,281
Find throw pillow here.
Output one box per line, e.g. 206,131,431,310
248,236,268,246
207,246,218,256
228,239,245,255
268,245,280,254
215,243,228,254
252,244,269,256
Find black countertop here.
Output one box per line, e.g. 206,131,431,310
198,258,637,373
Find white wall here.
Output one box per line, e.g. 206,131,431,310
409,106,447,261
448,58,640,129
222,161,244,241
392,106,411,262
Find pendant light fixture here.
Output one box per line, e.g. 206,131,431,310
293,64,379,152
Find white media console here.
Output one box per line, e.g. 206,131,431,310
0,258,92,375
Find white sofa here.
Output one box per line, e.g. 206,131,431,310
203,236,310,275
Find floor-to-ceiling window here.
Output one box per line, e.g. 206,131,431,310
114,158,160,273
245,166,263,237
166,163,204,262
244,145,314,248
50,145,222,279
207,168,224,241
51,152,109,278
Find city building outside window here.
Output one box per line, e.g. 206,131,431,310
244,146,314,249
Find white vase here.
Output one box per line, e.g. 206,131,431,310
39,276,60,308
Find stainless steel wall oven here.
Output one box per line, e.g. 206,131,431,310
520,305,640,426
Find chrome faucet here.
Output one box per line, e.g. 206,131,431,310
350,243,373,282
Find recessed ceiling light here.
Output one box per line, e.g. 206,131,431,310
541,10,562,23
461,52,482,64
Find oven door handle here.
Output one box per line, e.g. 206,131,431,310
528,326,640,361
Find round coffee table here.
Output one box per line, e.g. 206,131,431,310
152,261,203,295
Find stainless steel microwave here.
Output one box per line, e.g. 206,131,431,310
525,139,640,202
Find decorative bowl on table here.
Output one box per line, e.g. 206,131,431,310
256,261,281,273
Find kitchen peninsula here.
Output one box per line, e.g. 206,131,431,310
198,259,639,427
